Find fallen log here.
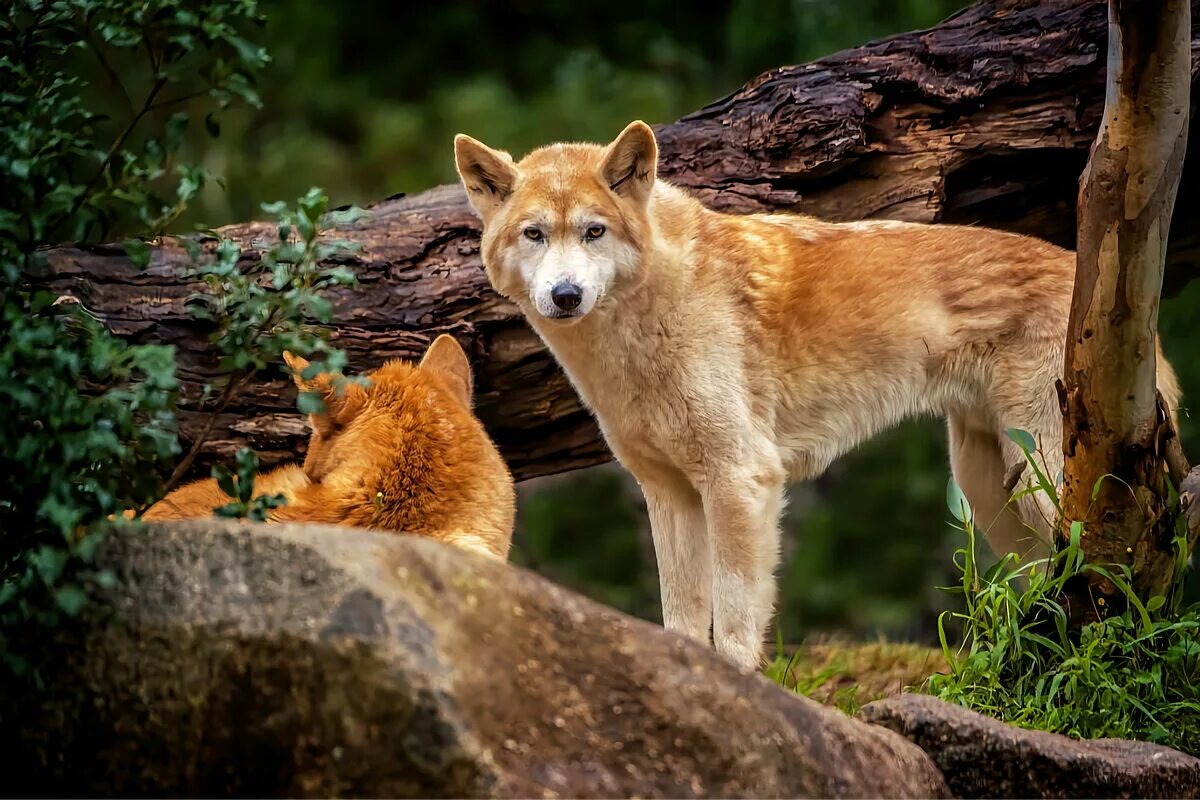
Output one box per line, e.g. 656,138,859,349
43,0,1200,482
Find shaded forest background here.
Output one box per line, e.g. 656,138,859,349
137,0,1199,642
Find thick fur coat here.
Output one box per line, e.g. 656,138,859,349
454,121,1181,667
144,335,515,559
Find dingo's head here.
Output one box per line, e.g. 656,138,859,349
283,335,475,484
454,121,657,324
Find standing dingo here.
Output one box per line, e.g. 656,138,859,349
453,121,1180,668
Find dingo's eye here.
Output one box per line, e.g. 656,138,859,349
585,224,606,240
523,227,544,242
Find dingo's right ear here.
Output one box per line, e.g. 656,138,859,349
419,334,473,407
285,351,353,435
454,134,518,222
283,351,311,389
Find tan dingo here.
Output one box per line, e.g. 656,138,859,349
453,121,1180,668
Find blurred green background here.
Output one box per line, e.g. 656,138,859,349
170,0,1199,643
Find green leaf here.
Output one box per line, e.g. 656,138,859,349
1004,428,1036,455
947,478,971,523
297,390,325,415
321,206,372,227
54,584,87,617
212,464,238,499
1069,520,1083,550
123,239,151,269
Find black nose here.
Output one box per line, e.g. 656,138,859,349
551,281,583,311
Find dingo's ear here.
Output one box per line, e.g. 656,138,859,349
285,351,352,434
283,351,311,389
419,334,473,407
454,134,519,222
601,120,657,204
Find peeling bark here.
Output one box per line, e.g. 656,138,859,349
1060,0,1192,605
42,0,1200,482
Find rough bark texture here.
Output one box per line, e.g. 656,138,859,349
42,0,1200,482
1059,0,1192,605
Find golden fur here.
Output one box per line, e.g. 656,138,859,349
144,336,515,559
455,121,1183,668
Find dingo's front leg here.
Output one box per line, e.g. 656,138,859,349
640,475,712,644
702,456,785,670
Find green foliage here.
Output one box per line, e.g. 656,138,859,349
158,186,365,489
184,188,362,379
928,435,1200,755
211,448,284,521
765,632,867,715
2,0,268,248
0,0,269,674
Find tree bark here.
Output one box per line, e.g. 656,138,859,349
43,0,1200,483
1059,0,1193,607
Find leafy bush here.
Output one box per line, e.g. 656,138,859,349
928,432,1200,754
211,448,284,521
0,0,359,675
156,185,364,493
0,0,271,674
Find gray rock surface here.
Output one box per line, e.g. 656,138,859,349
861,693,1200,798
3,520,949,798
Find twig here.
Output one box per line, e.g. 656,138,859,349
159,369,253,496
63,76,168,228
158,298,285,497
148,89,210,112
83,27,134,117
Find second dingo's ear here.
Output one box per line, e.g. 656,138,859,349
285,351,350,434
283,351,310,389
419,334,473,407
601,120,657,204
454,134,519,222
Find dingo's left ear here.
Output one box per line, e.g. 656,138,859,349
601,120,657,204
419,334,473,407
454,134,519,222
285,351,356,435
283,351,310,388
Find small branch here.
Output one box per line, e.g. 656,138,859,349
1154,389,1200,551
147,89,210,112
1156,389,1193,488
84,27,134,117
159,369,253,496
62,77,168,230
158,297,285,498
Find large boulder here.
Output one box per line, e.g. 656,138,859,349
861,693,1200,799
3,520,949,798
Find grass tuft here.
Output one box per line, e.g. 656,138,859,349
766,637,946,714
770,431,1200,756
927,432,1200,755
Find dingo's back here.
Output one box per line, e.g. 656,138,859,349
145,336,514,559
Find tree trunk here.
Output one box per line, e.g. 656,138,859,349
1059,0,1193,608
42,0,1200,483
